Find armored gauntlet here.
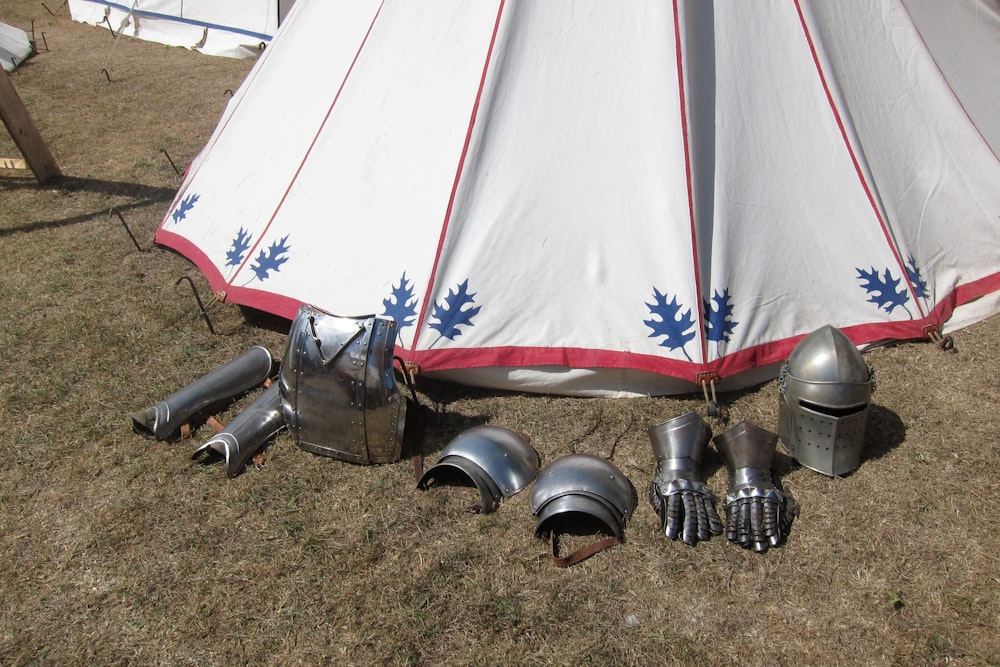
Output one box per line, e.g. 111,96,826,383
648,412,723,545
714,420,794,553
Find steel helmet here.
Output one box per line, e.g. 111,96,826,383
777,325,874,476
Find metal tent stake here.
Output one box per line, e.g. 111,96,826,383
41,1,66,16
161,149,180,175
110,208,151,252
175,276,218,335
923,324,955,352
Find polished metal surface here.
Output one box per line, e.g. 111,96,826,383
131,346,273,441
778,325,873,476
530,453,636,538
418,425,540,513
713,420,792,553
280,305,405,465
192,383,286,478
647,411,722,545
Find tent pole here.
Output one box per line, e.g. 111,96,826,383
0,67,61,184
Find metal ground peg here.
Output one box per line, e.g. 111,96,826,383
161,149,180,175
923,324,956,353
41,1,67,16
29,20,50,52
111,208,152,252
697,372,725,419
175,275,218,335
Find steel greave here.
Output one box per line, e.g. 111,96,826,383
191,383,286,478
131,346,274,441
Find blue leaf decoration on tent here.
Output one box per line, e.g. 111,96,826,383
225,227,252,267
856,266,912,318
170,193,199,224
382,272,418,330
250,235,291,281
644,287,696,361
704,288,739,344
905,256,929,299
429,279,481,340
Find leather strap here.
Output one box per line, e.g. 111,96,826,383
395,356,425,482
548,532,619,568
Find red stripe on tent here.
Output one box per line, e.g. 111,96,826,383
161,217,997,384
226,1,386,286
671,0,708,375
396,318,922,382
157,17,290,230
793,0,928,322
402,344,704,380
410,0,507,351
157,228,307,319
393,307,945,383
928,271,1000,328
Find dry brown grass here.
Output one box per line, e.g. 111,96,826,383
2,3,999,665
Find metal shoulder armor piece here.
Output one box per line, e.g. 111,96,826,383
530,453,636,539
192,383,286,478
131,346,274,441
417,425,540,513
279,304,406,465
777,324,873,477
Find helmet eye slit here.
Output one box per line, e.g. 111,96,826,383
798,400,866,418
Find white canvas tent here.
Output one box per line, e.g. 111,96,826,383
68,0,295,58
156,0,1000,397
0,22,33,72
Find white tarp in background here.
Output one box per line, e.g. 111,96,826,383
156,0,1000,397
67,0,288,58
0,21,33,71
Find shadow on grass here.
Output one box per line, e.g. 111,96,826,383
0,175,177,237
862,403,907,463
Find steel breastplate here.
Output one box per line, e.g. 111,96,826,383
279,305,406,464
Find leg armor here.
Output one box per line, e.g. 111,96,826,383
191,383,285,478
648,412,723,545
131,346,274,441
279,305,406,465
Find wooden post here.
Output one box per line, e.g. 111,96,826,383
0,67,61,184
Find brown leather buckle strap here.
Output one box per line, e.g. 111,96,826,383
548,532,619,568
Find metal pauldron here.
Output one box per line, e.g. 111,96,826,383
279,304,406,465
418,425,540,513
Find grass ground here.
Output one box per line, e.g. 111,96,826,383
1,3,998,665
